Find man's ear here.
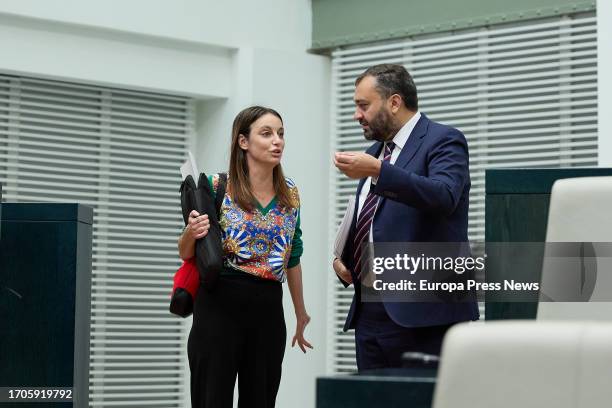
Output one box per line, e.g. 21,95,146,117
389,94,402,114
238,134,249,150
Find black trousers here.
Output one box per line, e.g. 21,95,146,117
188,274,286,408
355,301,452,372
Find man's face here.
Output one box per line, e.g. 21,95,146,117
353,75,396,142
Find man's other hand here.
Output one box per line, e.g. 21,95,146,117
334,152,381,179
333,258,353,285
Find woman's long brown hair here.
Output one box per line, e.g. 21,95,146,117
228,106,295,212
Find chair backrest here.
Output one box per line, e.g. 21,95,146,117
433,321,612,408
538,176,612,320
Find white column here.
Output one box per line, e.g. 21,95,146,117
598,0,612,166
193,47,331,408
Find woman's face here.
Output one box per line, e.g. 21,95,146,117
239,113,284,167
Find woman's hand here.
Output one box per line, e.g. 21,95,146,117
178,211,209,260
291,312,313,353
186,210,209,240
286,264,312,353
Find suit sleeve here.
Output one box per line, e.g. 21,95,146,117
373,129,469,215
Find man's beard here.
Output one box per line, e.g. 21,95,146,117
361,107,400,142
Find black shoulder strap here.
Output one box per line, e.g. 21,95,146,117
214,173,227,217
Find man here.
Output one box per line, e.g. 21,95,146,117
333,64,479,371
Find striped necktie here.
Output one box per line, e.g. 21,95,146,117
353,142,394,280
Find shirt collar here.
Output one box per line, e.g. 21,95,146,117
389,111,421,151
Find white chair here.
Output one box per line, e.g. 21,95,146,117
433,321,612,408
538,176,612,320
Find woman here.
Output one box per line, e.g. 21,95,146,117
178,106,312,408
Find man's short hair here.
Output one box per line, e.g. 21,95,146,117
355,64,418,111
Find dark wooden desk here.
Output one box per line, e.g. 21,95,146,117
317,369,437,408
485,168,612,320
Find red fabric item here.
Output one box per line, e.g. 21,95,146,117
172,258,199,297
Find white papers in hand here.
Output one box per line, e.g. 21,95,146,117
333,196,355,259
180,151,199,181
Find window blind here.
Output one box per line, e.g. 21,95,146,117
328,12,597,374
0,74,192,406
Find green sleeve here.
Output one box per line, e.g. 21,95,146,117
287,208,303,268
207,174,215,200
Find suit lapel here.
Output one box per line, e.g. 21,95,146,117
374,114,429,219
393,114,429,169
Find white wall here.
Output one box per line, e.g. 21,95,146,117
0,1,330,407
0,0,311,52
598,0,612,166
0,0,314,97
0,12,233,97
252,48,330,408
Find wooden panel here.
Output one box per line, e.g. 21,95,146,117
485,169,612,320
317,371,436,408
0,203,92,407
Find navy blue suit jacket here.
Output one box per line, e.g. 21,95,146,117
341,113,480,331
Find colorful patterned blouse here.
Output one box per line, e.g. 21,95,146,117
209,174,303,283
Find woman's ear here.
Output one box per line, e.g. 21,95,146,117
238,134,249,150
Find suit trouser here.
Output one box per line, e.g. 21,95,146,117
188,274,286,408
355,300,452,372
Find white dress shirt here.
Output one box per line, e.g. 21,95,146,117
356,111,421,242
